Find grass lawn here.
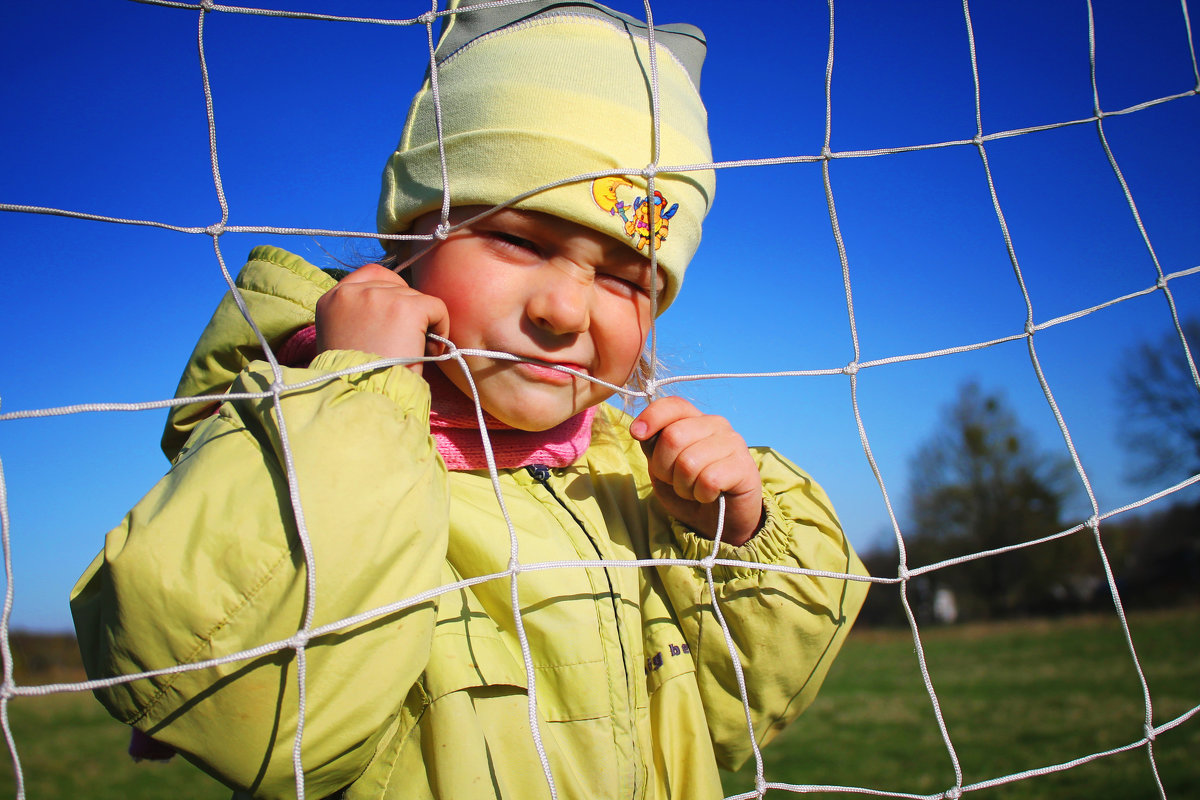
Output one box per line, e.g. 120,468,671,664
0,688,225,799
721,606,1199,799
1,608,1195,799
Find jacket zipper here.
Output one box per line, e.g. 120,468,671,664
525,464,640,799
525,465,630,670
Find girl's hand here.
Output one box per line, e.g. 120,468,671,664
315,264,450,375
630,397,765,546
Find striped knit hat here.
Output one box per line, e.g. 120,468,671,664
377,0,715,311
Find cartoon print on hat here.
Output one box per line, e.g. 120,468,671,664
591,177,680,253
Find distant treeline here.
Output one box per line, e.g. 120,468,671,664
857,497,1200,627
6,630,84,682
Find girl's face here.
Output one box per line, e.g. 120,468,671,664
409,206,661,431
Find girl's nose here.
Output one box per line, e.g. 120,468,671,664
527,268,590,335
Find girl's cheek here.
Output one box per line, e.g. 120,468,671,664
609,307,651,367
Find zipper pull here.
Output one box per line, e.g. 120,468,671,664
526,464,551,483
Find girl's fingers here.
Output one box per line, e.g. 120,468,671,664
668,435,747,503
316,265,450,368
630,396,701,443
639,408,748,499
632,396,764,543
422,294,451,358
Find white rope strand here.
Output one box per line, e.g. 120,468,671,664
423,1,454,231
1084,6,1171,795
442,339,560,800
701,496,769,799
198,6,323,772
632,0,665,396
1086,4,1200,407
196,5,229,232
210,228,323,797
1180,0,1200,89
0,460,27,800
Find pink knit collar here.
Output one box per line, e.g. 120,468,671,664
278,325,594,471
423,366,595,470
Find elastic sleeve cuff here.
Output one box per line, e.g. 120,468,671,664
669,492,792,582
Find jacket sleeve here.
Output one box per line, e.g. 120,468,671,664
69,350,449,800
651,446,870,771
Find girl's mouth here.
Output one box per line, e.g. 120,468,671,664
516,360,586,385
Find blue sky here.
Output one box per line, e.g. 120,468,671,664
1,0,1198,631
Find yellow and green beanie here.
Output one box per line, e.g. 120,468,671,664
377,0,716,311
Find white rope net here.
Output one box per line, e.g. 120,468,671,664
1,1,1198,798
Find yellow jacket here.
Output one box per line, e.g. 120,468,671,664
71,246,869,800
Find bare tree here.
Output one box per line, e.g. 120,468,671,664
1115,318,1200,485
906,382,1079,619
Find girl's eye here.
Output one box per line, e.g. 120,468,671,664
597,272,650,297
488,231,541,256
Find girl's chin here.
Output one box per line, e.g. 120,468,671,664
437,361,604,430
485,404,576,431
482,386,599,430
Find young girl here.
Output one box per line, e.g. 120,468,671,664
70,2,868,798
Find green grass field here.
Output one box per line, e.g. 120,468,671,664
722,606,1199,799
2,608,1196,799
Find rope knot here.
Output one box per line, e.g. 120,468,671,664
199,0,214,10
1024,320,1037,336
1156,276,1168,291
204,222,225,236
508,558,522,574
1144,722,1157,741
642,164,658,179
416,10,437,25
699,555,717,571
843,361,859,376
944,786,962,800
433,222,451,241
289,630,311,649
972,135,983,147
897,565,911,581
